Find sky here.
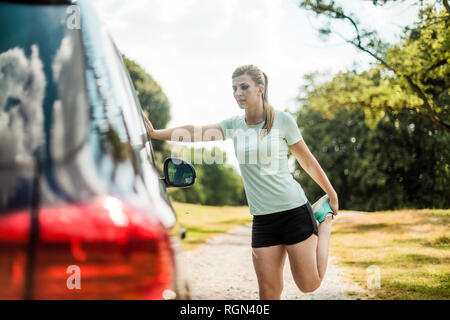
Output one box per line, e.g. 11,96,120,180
91,0,419,173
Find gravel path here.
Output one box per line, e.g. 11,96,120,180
183,215,363,300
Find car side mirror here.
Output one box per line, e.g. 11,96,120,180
161,157,196,188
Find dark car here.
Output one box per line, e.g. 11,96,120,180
0,0,196,299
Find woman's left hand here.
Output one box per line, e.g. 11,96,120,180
328,193,339,216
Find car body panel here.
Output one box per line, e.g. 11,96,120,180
0,0,190,299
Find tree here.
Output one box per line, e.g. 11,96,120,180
122,55,172,152
122,54,174,174
293,73,450,211
298,1,450,132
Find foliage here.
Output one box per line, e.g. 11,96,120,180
294,1,449,210
168,146,247,206
294,94,449,211
122,55,172,153
298,1,450,132
122,55,245,205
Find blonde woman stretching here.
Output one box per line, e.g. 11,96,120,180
143,64,338,300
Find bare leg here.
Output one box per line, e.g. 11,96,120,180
251,245,287,300
316,214,333,279
286,214,333,292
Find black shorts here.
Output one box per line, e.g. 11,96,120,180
251,201,319,248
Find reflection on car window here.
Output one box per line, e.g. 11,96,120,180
102,34,155,166
80,4,137,193
101,31,147,149
0,45,46,167
0,4,89,167
50,30,89,162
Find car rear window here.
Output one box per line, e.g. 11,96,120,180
0,2,89,168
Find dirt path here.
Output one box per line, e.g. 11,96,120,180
183,215,363,300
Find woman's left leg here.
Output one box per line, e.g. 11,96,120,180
285,214,333,293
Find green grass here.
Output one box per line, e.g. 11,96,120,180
171,201,449,299
171,201,252,251
330,210,450,300
374,208,450,216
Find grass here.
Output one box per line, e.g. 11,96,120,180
330,210,450,300
171,201,252,251
171,201,449,299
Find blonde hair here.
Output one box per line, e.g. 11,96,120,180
232,64,275,139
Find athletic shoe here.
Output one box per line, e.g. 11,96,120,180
311,194,334,223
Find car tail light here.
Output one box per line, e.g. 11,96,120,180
31,196,174,299
0,210,30,299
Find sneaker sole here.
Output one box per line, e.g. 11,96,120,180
312,194,329,214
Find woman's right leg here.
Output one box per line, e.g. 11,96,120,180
251,245,287,300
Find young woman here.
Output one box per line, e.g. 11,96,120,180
143,64,338,300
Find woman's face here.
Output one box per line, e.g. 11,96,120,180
232,74,264,109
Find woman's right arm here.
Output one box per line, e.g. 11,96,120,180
143,112,224,142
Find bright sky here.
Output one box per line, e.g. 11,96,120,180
92,0,419,173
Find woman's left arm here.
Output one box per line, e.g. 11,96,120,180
288,139,339,215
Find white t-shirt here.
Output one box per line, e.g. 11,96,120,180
219,109,308,215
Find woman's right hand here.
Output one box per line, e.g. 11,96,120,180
142,111,155,137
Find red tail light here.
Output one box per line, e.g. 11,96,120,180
0,210,30,299
0,196,175,299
